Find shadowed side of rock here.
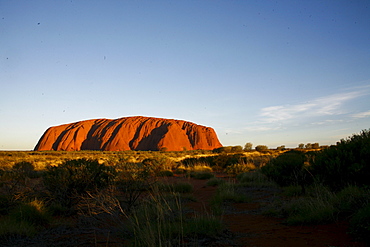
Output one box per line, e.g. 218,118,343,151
34,116,223,151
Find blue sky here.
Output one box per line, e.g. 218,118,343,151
1,0,369,150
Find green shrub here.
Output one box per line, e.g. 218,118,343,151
311,129,370,190
211,182,251,214
12,161,35,177
115,162,157,211
183,214,223,237
159,182,194,193
237,171,277,188
334,185,369,216
43,158,117,208
261,150,310,189
255,145,268,152
225,163,256,176
172,182,193,193
9,199,50,226
349,203,370,244
282,185,338,225
281,184,370,226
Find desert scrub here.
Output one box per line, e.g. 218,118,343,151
128,190,222,246
211,182,251,215
158,182,194,194
127,191,185,246
236,170,277,188
183,213,224,238
225,162,256,176
43,158,117,209
9,199,50,226
115,162,158,211
310,129,370,190
280,184,370,226
0,199,51,240
349,203,370,244
261,150,310,188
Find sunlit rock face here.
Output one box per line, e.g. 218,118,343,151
34,116,222,151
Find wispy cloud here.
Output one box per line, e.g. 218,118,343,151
311,119,344,125
352,110,370,119
243,125,282,132
260,91,365,124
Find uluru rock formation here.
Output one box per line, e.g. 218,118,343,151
34,116,223,151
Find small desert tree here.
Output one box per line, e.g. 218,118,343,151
276,145,286,151
231,145,243,153
311,143,320,149
255,145,268,152
243,142,253,151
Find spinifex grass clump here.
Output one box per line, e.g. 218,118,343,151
279,184,370,226
187,164,214,179
211,182,251,215
10,199,50,226
158,182,194,194
127,186,223,247
236,170,277,188
0,199,50,240
225,162,256,176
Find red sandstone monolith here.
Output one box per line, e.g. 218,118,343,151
34,116,222,151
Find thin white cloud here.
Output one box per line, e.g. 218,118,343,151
352,110,370,119
244,125,282,132
260,91,365,124
311,119,344,125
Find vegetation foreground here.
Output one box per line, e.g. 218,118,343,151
0,129,369,246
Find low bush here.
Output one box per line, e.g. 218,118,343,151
9,199,50,226
280,184,370,226
159,182,194,194
237,171,277,188
310,129,370,190
225,163,256,176
211,182,251,215
183,213,224,237
115,162,157,211
349,203,370,244
261,150,311,191
12,161,36,178
43,158,117,208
